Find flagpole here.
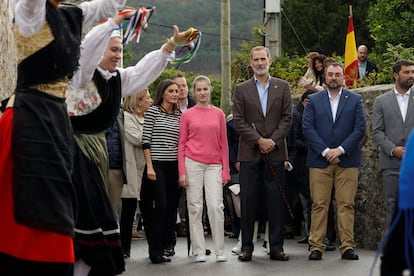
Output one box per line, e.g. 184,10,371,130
344,4,358,87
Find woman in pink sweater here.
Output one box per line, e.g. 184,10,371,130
178,75,230,263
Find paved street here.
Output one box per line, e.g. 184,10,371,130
122,235,381,276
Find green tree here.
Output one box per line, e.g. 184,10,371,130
280,0,375,55
369,43,414,85
124,0,263,75
230,33,306,95
368,0,414,53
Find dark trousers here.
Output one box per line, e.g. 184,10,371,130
293,153,311,235
140,161,179,258
326,192,337,242
166,186,183,248
120,198,138,255
240,158,286,253
381,211,408,276
0,253,73,276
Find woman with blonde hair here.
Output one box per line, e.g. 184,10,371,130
120,88,153,258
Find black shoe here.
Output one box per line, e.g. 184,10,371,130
309,250,322,260
297,235,309,244
341,249,359,260
325,244,335,251
150,256,172,264
284,232,294,239
228,233,238,239
238,251,252,262
324,238,336,251
164,247,175,257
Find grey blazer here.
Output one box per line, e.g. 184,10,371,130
233,77,292,162
372,89,414,169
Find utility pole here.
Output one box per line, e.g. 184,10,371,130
264,0,281,57
220,0,232,115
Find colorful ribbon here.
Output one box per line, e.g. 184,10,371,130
168,29,202,65
103,8,201,64
121,7,155,45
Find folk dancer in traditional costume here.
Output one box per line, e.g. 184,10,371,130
66,8,200,273
0,0,125,275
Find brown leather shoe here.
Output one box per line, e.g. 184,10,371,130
269,251,289,261
238,251,252,262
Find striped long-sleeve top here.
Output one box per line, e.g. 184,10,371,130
142,105,181,161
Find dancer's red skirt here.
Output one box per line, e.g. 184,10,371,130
0,108,74,263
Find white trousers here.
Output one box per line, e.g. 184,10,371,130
185,157,225,256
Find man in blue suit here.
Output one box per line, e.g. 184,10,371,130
302,62,366,261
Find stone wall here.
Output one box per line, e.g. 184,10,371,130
293,85,394,250
353,84,394,250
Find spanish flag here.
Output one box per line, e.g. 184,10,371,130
344,6,358,87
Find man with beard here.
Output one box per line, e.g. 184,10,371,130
303,62,366,261
372,59,414,227
233,46,292,262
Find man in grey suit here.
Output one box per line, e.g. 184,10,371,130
372,59,414,226
233,46,292,262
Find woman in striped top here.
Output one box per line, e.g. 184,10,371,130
140,79,181,264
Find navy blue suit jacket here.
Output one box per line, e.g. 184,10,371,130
302,89,366,168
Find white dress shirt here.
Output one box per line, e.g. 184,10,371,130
322,88,345,157
394,88,410,122
328,89,342,123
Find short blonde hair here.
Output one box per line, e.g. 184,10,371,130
123,88,149,114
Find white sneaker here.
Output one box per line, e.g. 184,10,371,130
232,240,242,254
216,255,227,262
263,241,269,253
196,254,206,262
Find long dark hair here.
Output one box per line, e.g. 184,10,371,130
312,54,327,86
153,79,179,112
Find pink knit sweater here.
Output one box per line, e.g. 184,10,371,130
178,106,230,181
